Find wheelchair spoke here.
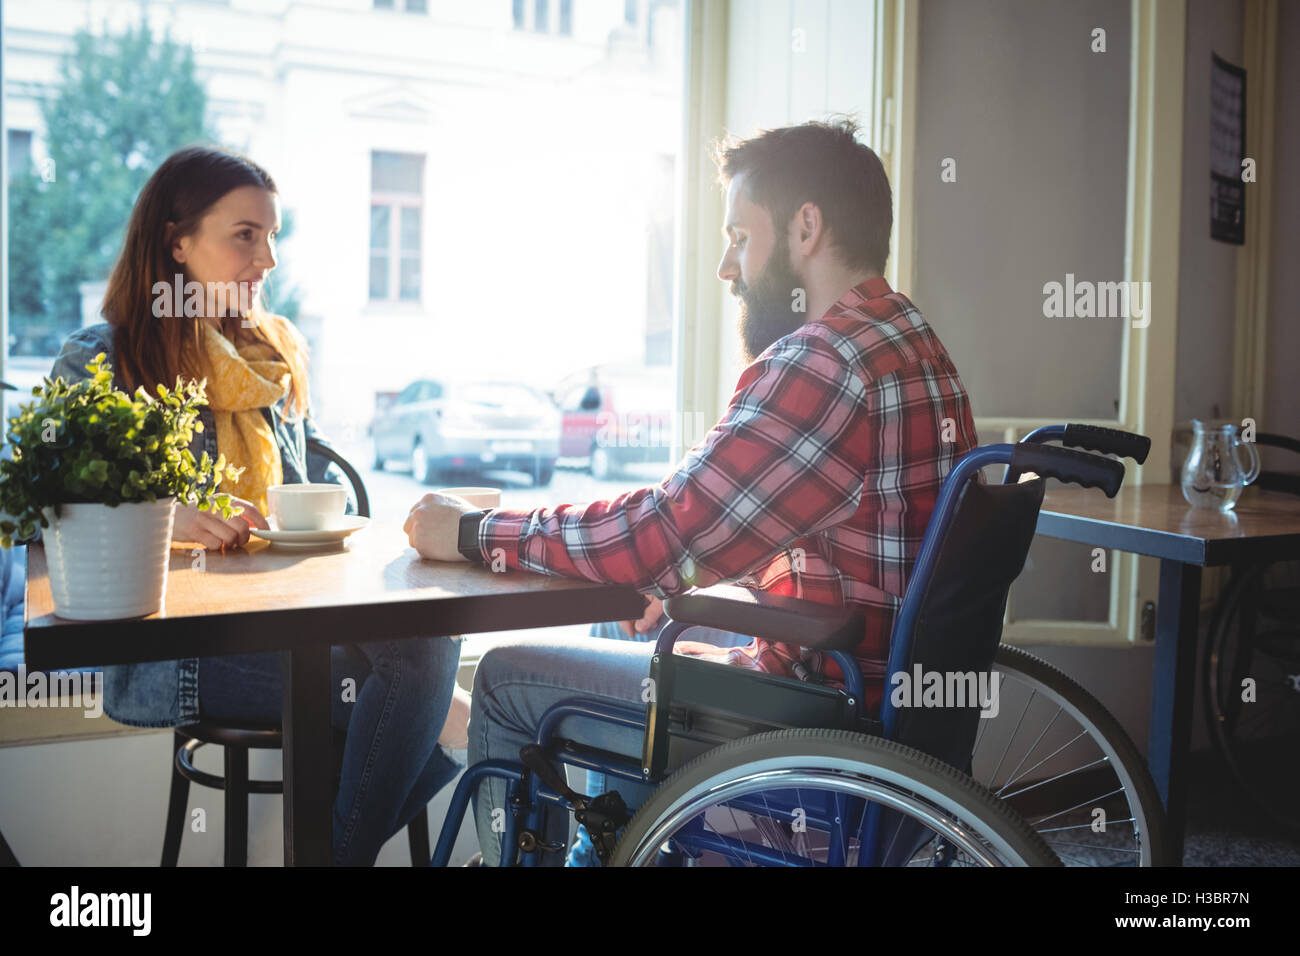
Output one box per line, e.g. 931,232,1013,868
721,805,759,866
1036,818,1136,834
1025,786,1124,827
993,749,1107,806
987,688,1039,786
881,809,908,864
994,707,1069,794
755,791,796,864
834,794,851,866
994,728,1089,795
793,787,812,859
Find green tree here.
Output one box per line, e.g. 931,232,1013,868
8,20,212,353
6,171,50,338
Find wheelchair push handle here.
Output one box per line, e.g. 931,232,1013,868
1008,443,1125,498
1060,424,1151,464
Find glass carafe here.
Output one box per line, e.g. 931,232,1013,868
1180,420,1260,511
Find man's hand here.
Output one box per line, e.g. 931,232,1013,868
404,492,477,562
620,594,664,638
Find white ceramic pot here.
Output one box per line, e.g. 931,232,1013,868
40,497,176,620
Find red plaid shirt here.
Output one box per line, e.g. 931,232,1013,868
476,277,977,715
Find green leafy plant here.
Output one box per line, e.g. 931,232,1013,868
0,353,243,548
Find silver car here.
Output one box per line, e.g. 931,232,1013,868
371,378,562,486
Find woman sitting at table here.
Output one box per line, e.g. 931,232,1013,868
49,145,463,866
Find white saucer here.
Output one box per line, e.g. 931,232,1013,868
251,515,370,549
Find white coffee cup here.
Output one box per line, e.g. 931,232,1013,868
266,483,349,531
435,486,502,510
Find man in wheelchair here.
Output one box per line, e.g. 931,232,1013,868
406,118,979,865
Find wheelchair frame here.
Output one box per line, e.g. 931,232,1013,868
430,431,1133,867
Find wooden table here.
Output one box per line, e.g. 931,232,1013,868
1036,484,1300,863
23,523,645,866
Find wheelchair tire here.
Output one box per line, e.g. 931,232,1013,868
611,728,1061,866
982,645,1169,866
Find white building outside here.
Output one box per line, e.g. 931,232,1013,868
3,0,684,440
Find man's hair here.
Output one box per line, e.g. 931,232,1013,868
711,117,892,275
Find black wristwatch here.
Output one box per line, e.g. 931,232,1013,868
457,509,491,564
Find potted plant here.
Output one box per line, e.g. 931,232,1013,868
0,353,243,620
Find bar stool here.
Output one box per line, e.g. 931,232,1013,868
161,721,430,866
160,439,429,866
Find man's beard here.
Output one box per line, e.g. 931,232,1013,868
733,233,807,364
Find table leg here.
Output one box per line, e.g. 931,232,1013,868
1149,559,1201,865
281,646,333,866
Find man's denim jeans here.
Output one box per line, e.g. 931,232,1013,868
199,635,462,866
468,620,750,867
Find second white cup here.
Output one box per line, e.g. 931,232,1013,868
436,486,502,510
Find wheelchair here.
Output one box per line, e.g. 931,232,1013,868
979,424,1167,866
432,427,1167,866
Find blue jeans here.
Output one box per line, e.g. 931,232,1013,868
199,636,463,866
468,619,750,867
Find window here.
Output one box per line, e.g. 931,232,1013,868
374,0,427,12
5,130,32,181
369,151,424,303
515,0,571,36
3,0,685,533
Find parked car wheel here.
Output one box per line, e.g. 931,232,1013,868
590,444,615,481
411,442,435,485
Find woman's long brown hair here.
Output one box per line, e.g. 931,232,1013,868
100,145,310,419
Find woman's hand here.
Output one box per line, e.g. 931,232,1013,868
172,496,270,551
620,594,665,638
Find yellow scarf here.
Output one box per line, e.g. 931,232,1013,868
189,322,290,515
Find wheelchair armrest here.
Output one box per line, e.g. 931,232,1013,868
662,584,865,652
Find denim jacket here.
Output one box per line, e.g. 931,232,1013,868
47,322,350,727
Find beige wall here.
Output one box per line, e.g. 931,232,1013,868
912,0,1131,424
913,0,1132,624
1035,0,1252,754
1174,0,1242,431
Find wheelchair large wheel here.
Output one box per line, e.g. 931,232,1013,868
1203,562,1300,836
611,728,1060,866
973,645,1169,866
